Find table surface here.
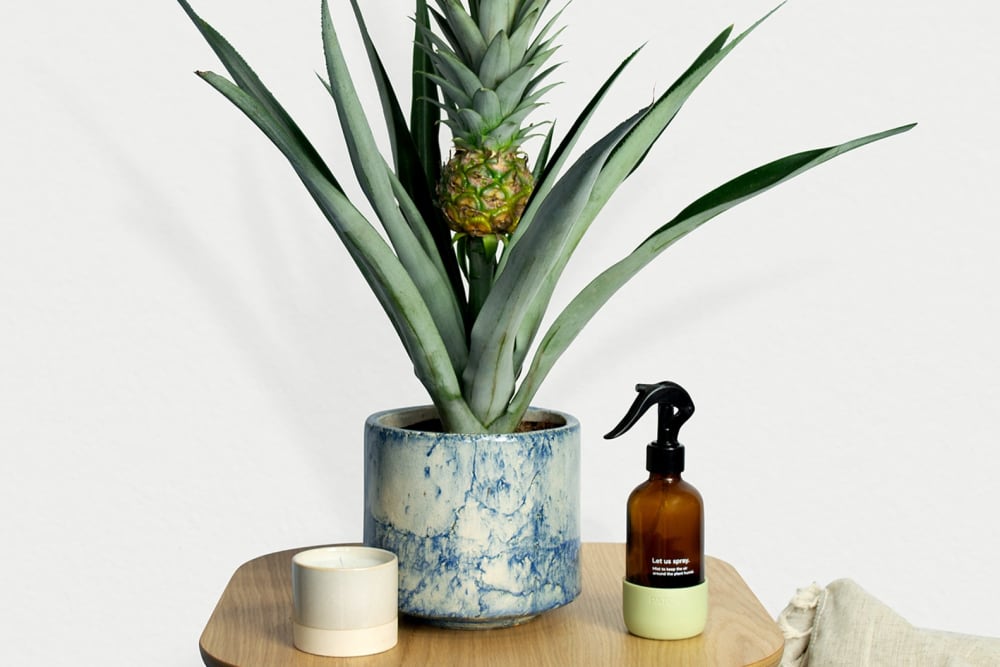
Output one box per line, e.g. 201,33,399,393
200,542,784,667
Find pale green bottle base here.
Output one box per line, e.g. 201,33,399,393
622,578,708,640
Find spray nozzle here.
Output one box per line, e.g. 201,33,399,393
604,381,695,474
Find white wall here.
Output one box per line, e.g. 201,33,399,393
2,1,997,663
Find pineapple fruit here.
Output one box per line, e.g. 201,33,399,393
438,148,533,237
424,0,560,239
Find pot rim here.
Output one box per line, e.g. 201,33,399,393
365,405,580,437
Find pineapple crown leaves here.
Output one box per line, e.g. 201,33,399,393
432,0,552,67
420,0,564,150
178,0,914,433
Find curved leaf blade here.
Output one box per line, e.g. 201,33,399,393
347,0,465,308
495,123,917,431
498,46,644,268
412,0,443,189
193,70,484,432
320,0,468,371
506,9,776,376
463,111,646,426
176,0,337,187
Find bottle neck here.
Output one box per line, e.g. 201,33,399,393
646,443,684,475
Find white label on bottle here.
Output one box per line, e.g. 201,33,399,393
650,557,695,579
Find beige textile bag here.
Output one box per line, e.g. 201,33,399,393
777,579,1000,667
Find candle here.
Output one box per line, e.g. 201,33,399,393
291,546,398,657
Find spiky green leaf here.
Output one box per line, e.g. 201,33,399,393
176,0,336,188
346,0,461,303
320,0,467,371
472,88,504,126
478,0,514,41
412,0,442,191
347,0,460,304
506,11,772,375
426,47,483,99
494,64,539,114
436,0,488,66
425,71,473,108
500,46,643,264
479,30,514,88
463,111,647,425
508,5,544,57
533,122,556,181
191,69,484,432
494,123,916,431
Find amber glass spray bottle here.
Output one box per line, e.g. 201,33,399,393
605,381,707,640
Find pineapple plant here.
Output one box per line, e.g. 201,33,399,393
176,0,913,435
422,1,562,317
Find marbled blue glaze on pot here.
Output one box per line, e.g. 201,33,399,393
363,406,581,628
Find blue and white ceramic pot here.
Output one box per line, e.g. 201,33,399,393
363,406,581,629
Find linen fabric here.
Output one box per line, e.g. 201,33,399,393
777,579,1000,667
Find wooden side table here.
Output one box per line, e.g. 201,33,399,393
200,543,784,666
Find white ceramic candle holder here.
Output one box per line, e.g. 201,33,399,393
291,546,398,657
